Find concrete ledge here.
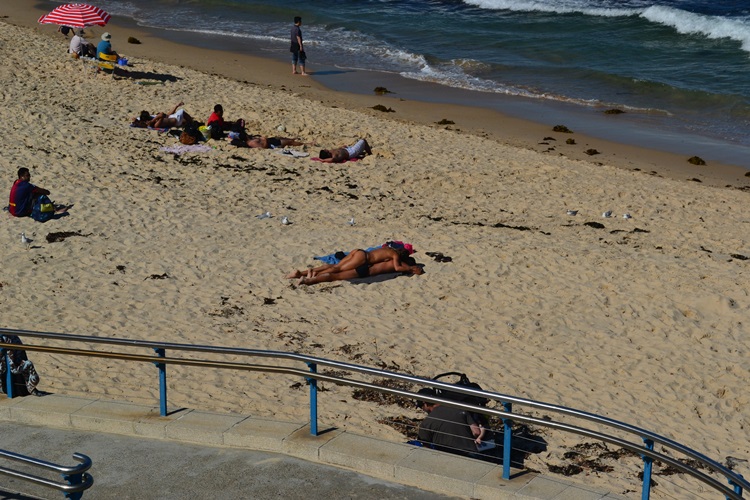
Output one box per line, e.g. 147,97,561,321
395,447,498,497
165,409,245,445
319,432,415,480
224,416,305,452
70,400,161,435
6,394,95,428
281,425,344,462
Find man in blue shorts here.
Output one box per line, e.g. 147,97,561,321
291,16,307,75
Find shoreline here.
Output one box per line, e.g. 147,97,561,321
8,0,750,189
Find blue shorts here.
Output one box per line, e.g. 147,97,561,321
292,50,306,65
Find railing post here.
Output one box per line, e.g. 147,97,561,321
728,473,744,500
502,402,513,480
2,350,12,399
641,438,654,500
153,348,167,417
62,471,84,500
307,362,318,436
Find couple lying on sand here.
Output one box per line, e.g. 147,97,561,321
287,245,423,285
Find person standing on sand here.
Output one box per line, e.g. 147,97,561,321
291,16,307,75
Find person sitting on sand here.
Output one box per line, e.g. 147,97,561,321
287,245,416,280
207,104,244,139
293,257,423,286
8,168,50,218
131,102,193,129
69,29,95,58
318,138,372,163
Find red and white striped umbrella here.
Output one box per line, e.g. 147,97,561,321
38,4,111,29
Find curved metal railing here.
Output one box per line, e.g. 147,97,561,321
0,449,93,499
0,327,746,499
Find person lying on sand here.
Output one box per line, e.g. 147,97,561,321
318,138,372,163
244,135,305,149
287,246,415,280
293,258,423,286
131,102,193,129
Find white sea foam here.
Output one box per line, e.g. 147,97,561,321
461,0,639,17
640,6,750,53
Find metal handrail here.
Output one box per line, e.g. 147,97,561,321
0,449,93,497
1,327,746,498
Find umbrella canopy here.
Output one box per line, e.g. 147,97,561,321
38,3,111,29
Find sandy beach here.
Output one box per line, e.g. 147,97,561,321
1,1,749,496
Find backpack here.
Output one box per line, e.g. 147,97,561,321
31,195,55,223
432,372,489,407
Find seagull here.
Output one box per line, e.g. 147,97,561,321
281,216,290,225
21,232,30,250
623,213,632,219
256,211,271,219
566,210,578,216
347,217,355,226
602,211,612,218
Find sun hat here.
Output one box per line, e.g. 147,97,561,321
101,32,111,40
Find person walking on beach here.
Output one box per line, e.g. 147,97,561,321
291,16,307,75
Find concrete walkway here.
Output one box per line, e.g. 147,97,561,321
0,394,623,499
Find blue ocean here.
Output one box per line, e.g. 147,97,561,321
91,0,750,165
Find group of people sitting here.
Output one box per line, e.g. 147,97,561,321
131,102,372,162
68,30,118,61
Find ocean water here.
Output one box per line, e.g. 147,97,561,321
87,0,750,165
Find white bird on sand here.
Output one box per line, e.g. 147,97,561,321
256,211,271,219
21,232,30,249
566,210,578,216
602,211,612,218
347,218,355,226
281,216,290,225
623,213,632,219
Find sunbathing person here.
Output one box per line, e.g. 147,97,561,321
245,135,305,149
295,258,423,286
318,138,372,163
287,246,415,280
131,102,193,129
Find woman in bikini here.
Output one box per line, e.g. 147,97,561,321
286,246,413,282
294,259,424,286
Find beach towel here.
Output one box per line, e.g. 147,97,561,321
278,149,309,158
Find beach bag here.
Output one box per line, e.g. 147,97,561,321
179,123,202,145
31,195,55,223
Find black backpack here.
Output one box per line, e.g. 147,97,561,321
432,372,489,407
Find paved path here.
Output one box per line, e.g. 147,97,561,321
0,394,622,499
0,421,456,500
